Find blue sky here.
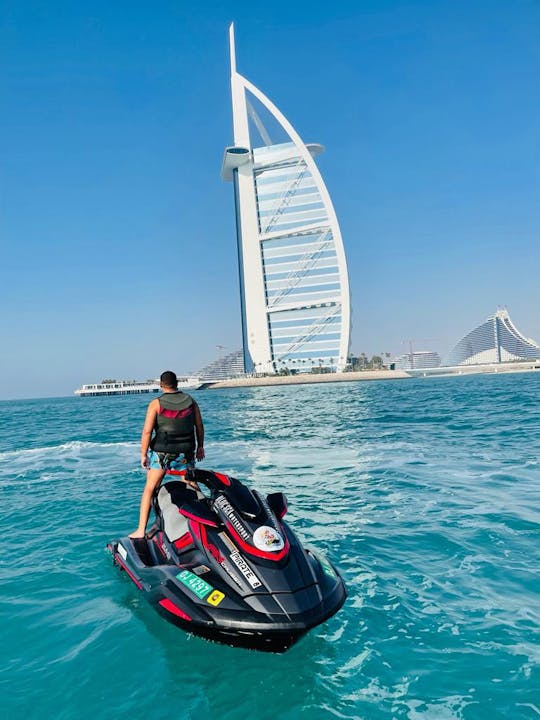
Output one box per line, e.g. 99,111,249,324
1,0,539,399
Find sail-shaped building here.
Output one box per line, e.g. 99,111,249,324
221,25,351,375
445,308,540,366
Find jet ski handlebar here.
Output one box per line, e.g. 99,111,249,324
187,467,287,520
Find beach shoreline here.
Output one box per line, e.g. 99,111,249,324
206,369,410,389
205,361,540,389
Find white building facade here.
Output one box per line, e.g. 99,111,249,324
395,351,441,371
445,309,540,366
222,25,351,374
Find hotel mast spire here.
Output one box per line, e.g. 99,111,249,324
222,27,351,374
229,22,236,75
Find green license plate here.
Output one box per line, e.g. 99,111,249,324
176,569,213,599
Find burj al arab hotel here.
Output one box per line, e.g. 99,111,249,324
221,25,351,375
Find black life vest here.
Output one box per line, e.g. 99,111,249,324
150,392,195,457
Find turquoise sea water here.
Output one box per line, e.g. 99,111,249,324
1,374,539,719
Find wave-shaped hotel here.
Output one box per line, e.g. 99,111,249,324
221,25,350,375
445,309,540,366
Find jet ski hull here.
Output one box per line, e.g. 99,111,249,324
108,472,347,652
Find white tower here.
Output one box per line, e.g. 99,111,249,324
222,24,351,374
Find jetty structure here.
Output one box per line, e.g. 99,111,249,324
75,380,161,397
74,377,202,397
221,24,351,376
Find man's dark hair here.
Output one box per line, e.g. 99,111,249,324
160,370,178,388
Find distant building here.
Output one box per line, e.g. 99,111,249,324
198,350,245,381
221,25,351,375
445,308,540,366
394,351,441,371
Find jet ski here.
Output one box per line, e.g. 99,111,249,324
107,468,347,652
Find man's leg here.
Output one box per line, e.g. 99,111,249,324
129,467,166,538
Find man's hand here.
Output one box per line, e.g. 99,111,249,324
141,454,150,469
196,446,205,461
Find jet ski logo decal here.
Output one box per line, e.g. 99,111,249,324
206,542,244,588
229,550,262,589
253,526,285,552
214,495,250,540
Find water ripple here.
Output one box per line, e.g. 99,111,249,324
0,374,539,719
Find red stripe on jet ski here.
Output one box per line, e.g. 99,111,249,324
224,522,290,561
158,598,192,621
192,524,223,564
179,508,218,527
174,532,194,550
188,521,212,558
114,553,143,589
189,520,202,540
213,472,231,486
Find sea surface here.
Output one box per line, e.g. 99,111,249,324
1,373,539,720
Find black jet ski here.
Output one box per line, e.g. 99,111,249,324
107,468,346,652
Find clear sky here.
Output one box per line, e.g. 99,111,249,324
1,0,539,399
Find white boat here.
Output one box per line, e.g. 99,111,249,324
74,377,203,397
177,376,204,391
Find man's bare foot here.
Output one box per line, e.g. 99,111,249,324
128,530,146,539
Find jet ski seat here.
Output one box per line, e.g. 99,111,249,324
157,481,204,542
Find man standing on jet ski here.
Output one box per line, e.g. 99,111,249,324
129,370,205,539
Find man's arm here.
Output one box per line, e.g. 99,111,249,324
193,401,205,460
140,399,159,468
